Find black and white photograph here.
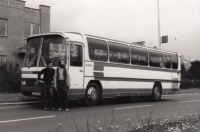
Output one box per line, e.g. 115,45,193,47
0,0,200,131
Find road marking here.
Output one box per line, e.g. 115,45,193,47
180,100,200,103
0,115,55,124
114,105,152,110
0,101,41,106
177,93,200,96
163,93,200,97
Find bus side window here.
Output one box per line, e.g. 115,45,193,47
108,42,130,64
149,50,163,68
171,54,178,69
164,53,171,69
131,46,148,66
87,38,108,62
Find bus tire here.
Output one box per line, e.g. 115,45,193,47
84,83,100,106
152,83,162,102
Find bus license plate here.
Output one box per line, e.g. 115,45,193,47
32,92,41,96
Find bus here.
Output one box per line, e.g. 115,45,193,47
21,32,180,106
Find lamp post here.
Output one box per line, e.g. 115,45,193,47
157,0,161,49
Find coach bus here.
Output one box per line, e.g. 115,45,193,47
21,32,180,106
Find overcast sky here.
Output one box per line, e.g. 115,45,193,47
24,0,200,61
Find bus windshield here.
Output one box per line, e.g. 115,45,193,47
25,35,67,67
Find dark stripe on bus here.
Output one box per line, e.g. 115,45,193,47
85,76,180,83
94,64,104,71
22,71,40,74
91,61,180,73
93,72,104,77
101,88,175,98
172,78,179,83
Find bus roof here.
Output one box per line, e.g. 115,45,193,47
27,32,179,55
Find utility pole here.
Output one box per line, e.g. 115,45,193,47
157,0,161,49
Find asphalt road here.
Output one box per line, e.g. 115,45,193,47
1,93,200,132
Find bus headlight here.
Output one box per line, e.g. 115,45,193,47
21,80,26,85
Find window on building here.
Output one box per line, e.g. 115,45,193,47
0,19,7,36
149,50,163,68
87,38,108,62
108,41,130,64
25,23,40,38
131,46,148,66
25,23,31,38
33,24,40,35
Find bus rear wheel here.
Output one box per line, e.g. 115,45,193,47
84,83,100,106
152,83,162,101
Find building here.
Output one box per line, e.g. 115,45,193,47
0,0,50,64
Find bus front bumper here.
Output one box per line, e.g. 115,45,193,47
21,86,42,96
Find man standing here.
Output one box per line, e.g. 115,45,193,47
38,61,55,111
54,59,70,112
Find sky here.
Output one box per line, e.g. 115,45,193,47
24,0,200,61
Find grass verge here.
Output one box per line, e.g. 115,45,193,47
0,93,40,103
49,109,200,132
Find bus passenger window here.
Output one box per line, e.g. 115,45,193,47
171,54,178,69
164,53,171,68
87,38,108,62
131,47,148,66
149,50,163,68
108,42,130,64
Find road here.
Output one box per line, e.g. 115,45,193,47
1,93,200,132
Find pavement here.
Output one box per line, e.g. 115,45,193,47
1,93,200,131
0,88,200,106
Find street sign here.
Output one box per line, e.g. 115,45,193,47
162,35,168,43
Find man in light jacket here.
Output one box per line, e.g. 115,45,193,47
54,59,70,111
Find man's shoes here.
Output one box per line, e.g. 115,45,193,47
65,108,69,112
58,108,62,111
44,107,48,111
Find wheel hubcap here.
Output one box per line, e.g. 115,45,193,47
154,87,160,99
87,87,97,101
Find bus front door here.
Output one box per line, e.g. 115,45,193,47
68,43,84,98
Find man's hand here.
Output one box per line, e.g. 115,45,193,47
39,80,45,83
34,80,40,86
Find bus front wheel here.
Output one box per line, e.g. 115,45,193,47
152,83,162,101
84,83,100,106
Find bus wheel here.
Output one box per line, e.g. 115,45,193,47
84,83,100,106
152,84,161,101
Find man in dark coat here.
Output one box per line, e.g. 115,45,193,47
38,61,55,111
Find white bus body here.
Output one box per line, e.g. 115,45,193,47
21,32,180,106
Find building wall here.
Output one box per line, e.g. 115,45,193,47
0,0,50,64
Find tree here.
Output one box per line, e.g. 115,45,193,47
181,63,193,80
181,64,186,79
190,60,200,80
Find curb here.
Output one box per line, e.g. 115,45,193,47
177,93,200,95
1,93,200,106
163,93,200,97
0,101,41,106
